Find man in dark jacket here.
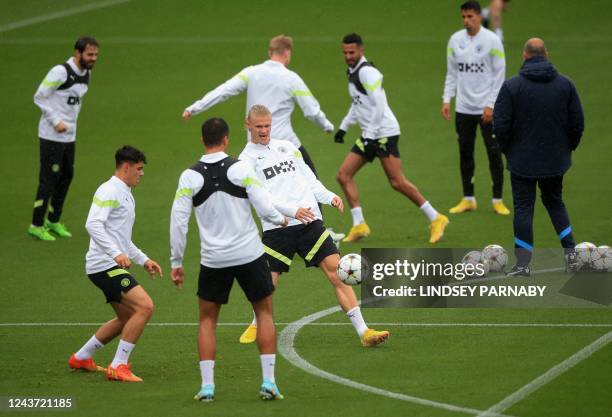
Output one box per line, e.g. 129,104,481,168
493,38,584,276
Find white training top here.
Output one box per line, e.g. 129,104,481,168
85,176,148,275
34,57,90,143
239,139,337,232
442,27,506,115
170,152,286,269
339,56,401,140
185,60,334,148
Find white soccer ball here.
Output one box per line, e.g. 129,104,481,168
461,250,490,277
575,242,597,270
592,246,612,272
482,244,508,272
337,253,362,286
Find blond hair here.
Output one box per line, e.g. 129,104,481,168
247,104,272,120
268,35,293,55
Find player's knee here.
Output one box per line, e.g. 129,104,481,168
62,170,74,183
336,170,348,185
541,194,561,208
389,177,410,193
137,300,155,318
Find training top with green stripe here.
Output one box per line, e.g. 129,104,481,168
170,152,286,269
185,60,333,148
239,139,337,232
443,26,506,115
339,56,400,140
34,57,91,143
85,176,148,274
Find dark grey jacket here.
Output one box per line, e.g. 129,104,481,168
493,56,584,178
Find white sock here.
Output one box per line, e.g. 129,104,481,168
419,201,439,222
75,335,104,360
464,196,476,202
350,207,365,226
346,306,368,337
250,312,257,327
199,360,215,386
492,198,503,204
260,354,276,383
110,339,135,368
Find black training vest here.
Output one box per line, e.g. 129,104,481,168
57,63,90,91
347,61,376,95
189,157,247,207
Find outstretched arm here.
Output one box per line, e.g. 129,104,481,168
183,68,250,118
292,75,334,132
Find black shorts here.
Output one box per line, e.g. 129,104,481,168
88,266,140,304
351,136,400,162
198,255,274,304
262,220,339,273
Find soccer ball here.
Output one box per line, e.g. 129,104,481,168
461,250,490,278
482,244,508,272
575,242,597,270
337,253,362,286
592,246,612,272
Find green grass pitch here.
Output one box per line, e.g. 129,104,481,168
1,1,611,416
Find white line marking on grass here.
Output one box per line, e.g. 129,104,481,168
1,322,611,327
476,330,612,417
278,306,515,417
0,0,132,33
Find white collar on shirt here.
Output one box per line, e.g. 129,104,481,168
110,175,131,192
201,152,229,163
348,56,368,74
264,59,284,67
66,57,87,76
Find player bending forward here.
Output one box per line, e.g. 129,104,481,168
69,146,162,382
238,105,389,347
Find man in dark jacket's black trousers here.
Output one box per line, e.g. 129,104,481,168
493,38,584,275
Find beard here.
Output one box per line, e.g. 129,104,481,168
79,57,95,69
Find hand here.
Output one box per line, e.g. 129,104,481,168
182,110,191,120
114,254,132,269
294,207,316,224
334,129,346,143
331,196,344,213
281,217,289,228
144,259,163,278
441,103,451,122
481,107,493,124
54,121,68,133
171,267,184,289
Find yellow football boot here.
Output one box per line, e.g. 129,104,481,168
361,329,390,347
239,324,257,344
449,198,477,214
492,201,511,215
342,223,371,243
429,214,450,244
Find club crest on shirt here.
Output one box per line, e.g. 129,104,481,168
277,146,287,154
476,45,483,53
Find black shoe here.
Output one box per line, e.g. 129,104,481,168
506,265,531,277
565,251,578,273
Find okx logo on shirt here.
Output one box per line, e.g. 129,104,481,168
263,160,296,180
